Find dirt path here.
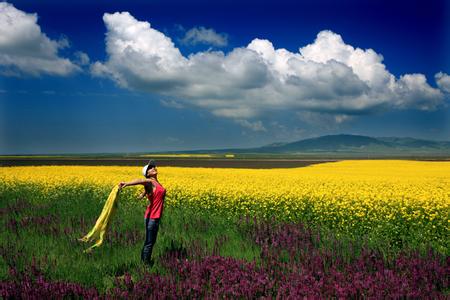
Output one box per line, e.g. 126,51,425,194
0,158,336,168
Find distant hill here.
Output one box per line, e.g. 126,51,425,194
188,134,450,156
258,134,390,152
259,134,450,153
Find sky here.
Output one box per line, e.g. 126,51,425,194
0,0,449,154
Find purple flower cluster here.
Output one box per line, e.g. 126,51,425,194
1,269,100,299
2,198,66,236
5,212,75,237
100,239,450,299
108,255,272,299
1,217,448,298
1,257,99,299
248,219,449,298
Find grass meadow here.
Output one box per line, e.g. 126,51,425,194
1,161,448,298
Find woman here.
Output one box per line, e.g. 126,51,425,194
118,160,166,266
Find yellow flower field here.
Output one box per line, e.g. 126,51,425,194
1,160,449,249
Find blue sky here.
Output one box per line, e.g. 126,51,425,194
1,0,449,154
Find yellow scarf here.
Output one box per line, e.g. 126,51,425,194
79,185,120,252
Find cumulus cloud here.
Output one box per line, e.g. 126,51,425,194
0,2,79,76
180,26,228,47
393,74,444,110
435,72,450,93
92,12,447,129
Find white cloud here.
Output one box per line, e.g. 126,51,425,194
235,119,266,132
393,74,444,110
0,2,79,76
57,35,70,49
435,72,450,93
74,51,90,66
296,111,353,129
160,99,184,109
180,26,228,47
92,12,446,129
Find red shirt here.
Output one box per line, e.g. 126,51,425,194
144,181,166,219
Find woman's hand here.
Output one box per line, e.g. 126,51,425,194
118,182,127,189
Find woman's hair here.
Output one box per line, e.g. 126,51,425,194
144,183,153,195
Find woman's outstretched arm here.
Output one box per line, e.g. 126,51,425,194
118,178,152,189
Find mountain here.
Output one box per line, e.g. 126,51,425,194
257,134,450,154
377,137,450,149
258,134,390,152
190,134,450,156
259,134,450,153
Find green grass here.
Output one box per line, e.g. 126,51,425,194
1,184,447,292
0,185,261,291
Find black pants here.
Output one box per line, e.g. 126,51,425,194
141,218,160,265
